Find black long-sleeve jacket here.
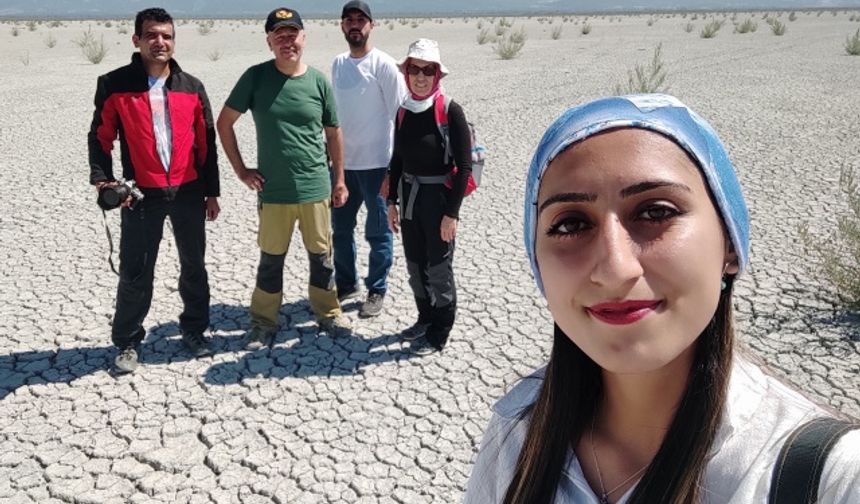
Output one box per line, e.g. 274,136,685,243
388,99,472,218
88,53,219,198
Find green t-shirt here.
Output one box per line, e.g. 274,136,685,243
225,62,338,204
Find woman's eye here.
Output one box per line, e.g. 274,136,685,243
547,216,591,236
638,205,680,222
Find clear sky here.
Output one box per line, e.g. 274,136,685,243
2,0,859,18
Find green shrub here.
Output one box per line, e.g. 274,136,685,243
551,24,563,40
581,22,592,35
44,33,57,48
104,21,112,28
770,19,786,35
700,19,722,38
846,29,860,55
207,49,222,61
495,22,507,36
493,29,526,59
647,17,656,26
788,12,797,21
11,26,19,36
614,42,670,94
75,27,108,64
684,22,694,33
197,20,214,35
48,20,62,28
476,28,492,44
25,20,37,31
799,164,860,310
477,20,483,29
734,18,757,34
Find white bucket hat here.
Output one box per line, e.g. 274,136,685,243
399,38,449,77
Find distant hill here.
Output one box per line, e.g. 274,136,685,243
1,0,859,18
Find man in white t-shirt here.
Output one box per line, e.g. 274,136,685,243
331,0,407,318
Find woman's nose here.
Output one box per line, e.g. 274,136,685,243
589,216,644,288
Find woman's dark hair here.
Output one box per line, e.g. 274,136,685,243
135,8,173,37
503,277,736,504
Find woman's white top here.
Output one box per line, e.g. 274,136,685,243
464,358,860,503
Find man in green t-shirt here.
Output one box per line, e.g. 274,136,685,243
217,7,351,347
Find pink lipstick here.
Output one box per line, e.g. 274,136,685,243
586,300,662,325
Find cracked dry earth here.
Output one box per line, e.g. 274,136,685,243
1,14,858,504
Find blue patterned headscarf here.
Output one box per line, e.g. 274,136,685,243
524,94,750,295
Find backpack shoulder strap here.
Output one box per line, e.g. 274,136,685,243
396,107,406,129
768,417,858,504
433,94,453,165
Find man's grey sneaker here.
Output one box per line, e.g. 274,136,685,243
182,331,212,357
359,292,385,318
242,327,275,351
114,347,139,374
337,287,361,303
402,321,431,341
409,337,438,356
318,315,352,336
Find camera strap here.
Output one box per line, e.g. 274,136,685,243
101,208,120,276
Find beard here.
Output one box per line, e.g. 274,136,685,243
344,30,367,49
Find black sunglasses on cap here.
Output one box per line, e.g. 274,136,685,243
406,63,437,76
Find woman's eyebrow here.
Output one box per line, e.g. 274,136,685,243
620,180,691,198
538,192,596,214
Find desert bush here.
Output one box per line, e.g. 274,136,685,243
104,21,112,28
11,26,19,36
75,28,108,64
20,51,30,66
388,23,394,30
207,49,222,61
498,17,512,27
495,22,508,37
581,23,592,35
700,19,722,38
476,28,492,44
551,24,563,39
73,27,96,48
846,29,860,55
788,11,797,21
493,29,526,59
44,33,57,48
477,20,483,29
49,20,62,28
734,18,757,33
684,22,694,33
799,164,860,310
410,20,419,28
770,19,786,35
197,20,214,35
117,25,128,34
508,26,527,44
26,20,37,31
614,42,670,94
647,17,656,26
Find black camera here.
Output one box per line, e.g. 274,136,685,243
97,179,144,210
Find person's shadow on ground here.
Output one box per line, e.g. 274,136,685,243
0,301,420,400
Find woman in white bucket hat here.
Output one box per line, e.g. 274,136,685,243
386,39,472,354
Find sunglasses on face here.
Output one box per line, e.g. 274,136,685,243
406,63,437,76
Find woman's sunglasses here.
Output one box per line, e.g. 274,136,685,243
406,63,437,76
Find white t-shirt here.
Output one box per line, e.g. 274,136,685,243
331,47,407,171
464,357,860,503
147,75,172,173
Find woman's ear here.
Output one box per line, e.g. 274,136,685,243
723,250,740,275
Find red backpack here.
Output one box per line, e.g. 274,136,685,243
396,94,486,196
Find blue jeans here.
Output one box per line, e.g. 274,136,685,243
332,168,393,296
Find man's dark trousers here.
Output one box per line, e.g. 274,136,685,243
111,192,210,349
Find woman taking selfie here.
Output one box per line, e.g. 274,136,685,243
464,95,859,503
386,39,472,353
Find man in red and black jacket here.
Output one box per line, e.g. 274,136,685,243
88,8,220,373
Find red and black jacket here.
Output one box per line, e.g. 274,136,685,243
88,53,219,198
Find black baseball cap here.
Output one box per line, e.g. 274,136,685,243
265,7,303,32
341,0,372,21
